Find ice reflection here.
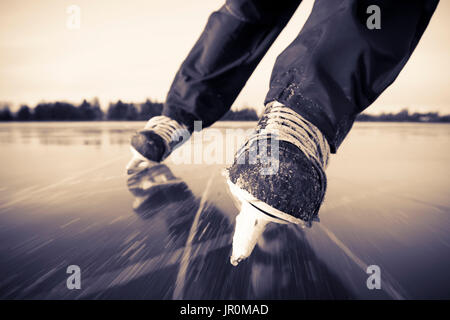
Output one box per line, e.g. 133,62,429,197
0,122,449,149
125,164,353,299
0,122,143,147
0,122,448,299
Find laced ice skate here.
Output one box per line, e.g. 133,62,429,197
126,115,190,174
225,101,330,266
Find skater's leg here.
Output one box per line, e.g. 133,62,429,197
265,0,439,152
162,0,301,131
128,0,302,169
132,0,304,262
127,0,301,169
227,0,439,264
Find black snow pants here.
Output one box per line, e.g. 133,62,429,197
162,0,439,152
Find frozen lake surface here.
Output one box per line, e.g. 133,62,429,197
0,121,449,299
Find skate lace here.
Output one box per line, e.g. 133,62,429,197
142,115,189,159
237,102,330,170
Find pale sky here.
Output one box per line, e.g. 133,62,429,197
0,0,449,114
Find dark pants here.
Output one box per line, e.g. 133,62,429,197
162,0,439,152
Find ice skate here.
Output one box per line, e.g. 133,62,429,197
225,101,330,266
126,115,190,174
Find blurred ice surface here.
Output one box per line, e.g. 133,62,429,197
0,121,448,299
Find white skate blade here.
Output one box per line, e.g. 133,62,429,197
225,178,305,266
230,201,271,266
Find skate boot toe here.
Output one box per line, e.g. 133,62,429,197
228,139,325,222
131,130,166,163
127,115,190,171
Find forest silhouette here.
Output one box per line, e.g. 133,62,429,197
0,99,449,122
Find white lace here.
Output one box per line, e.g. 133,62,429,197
237,101,330,170
142,115,189,160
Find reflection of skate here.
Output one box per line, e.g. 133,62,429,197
127,163,187,212
226,102,330,266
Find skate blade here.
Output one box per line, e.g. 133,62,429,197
229,200,271,266
224,176,307,266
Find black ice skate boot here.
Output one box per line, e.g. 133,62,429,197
126,115,190,174
225,101,330,266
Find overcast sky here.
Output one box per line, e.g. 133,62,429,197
0,0,449,114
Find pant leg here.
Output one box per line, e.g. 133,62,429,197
265,0,439,153
162,0,301,131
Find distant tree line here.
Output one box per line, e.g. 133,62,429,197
0,99,165,122
0,102,449,122
221,108,259,121
0,99,104,121
356,109,450,123
0,99,259,122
